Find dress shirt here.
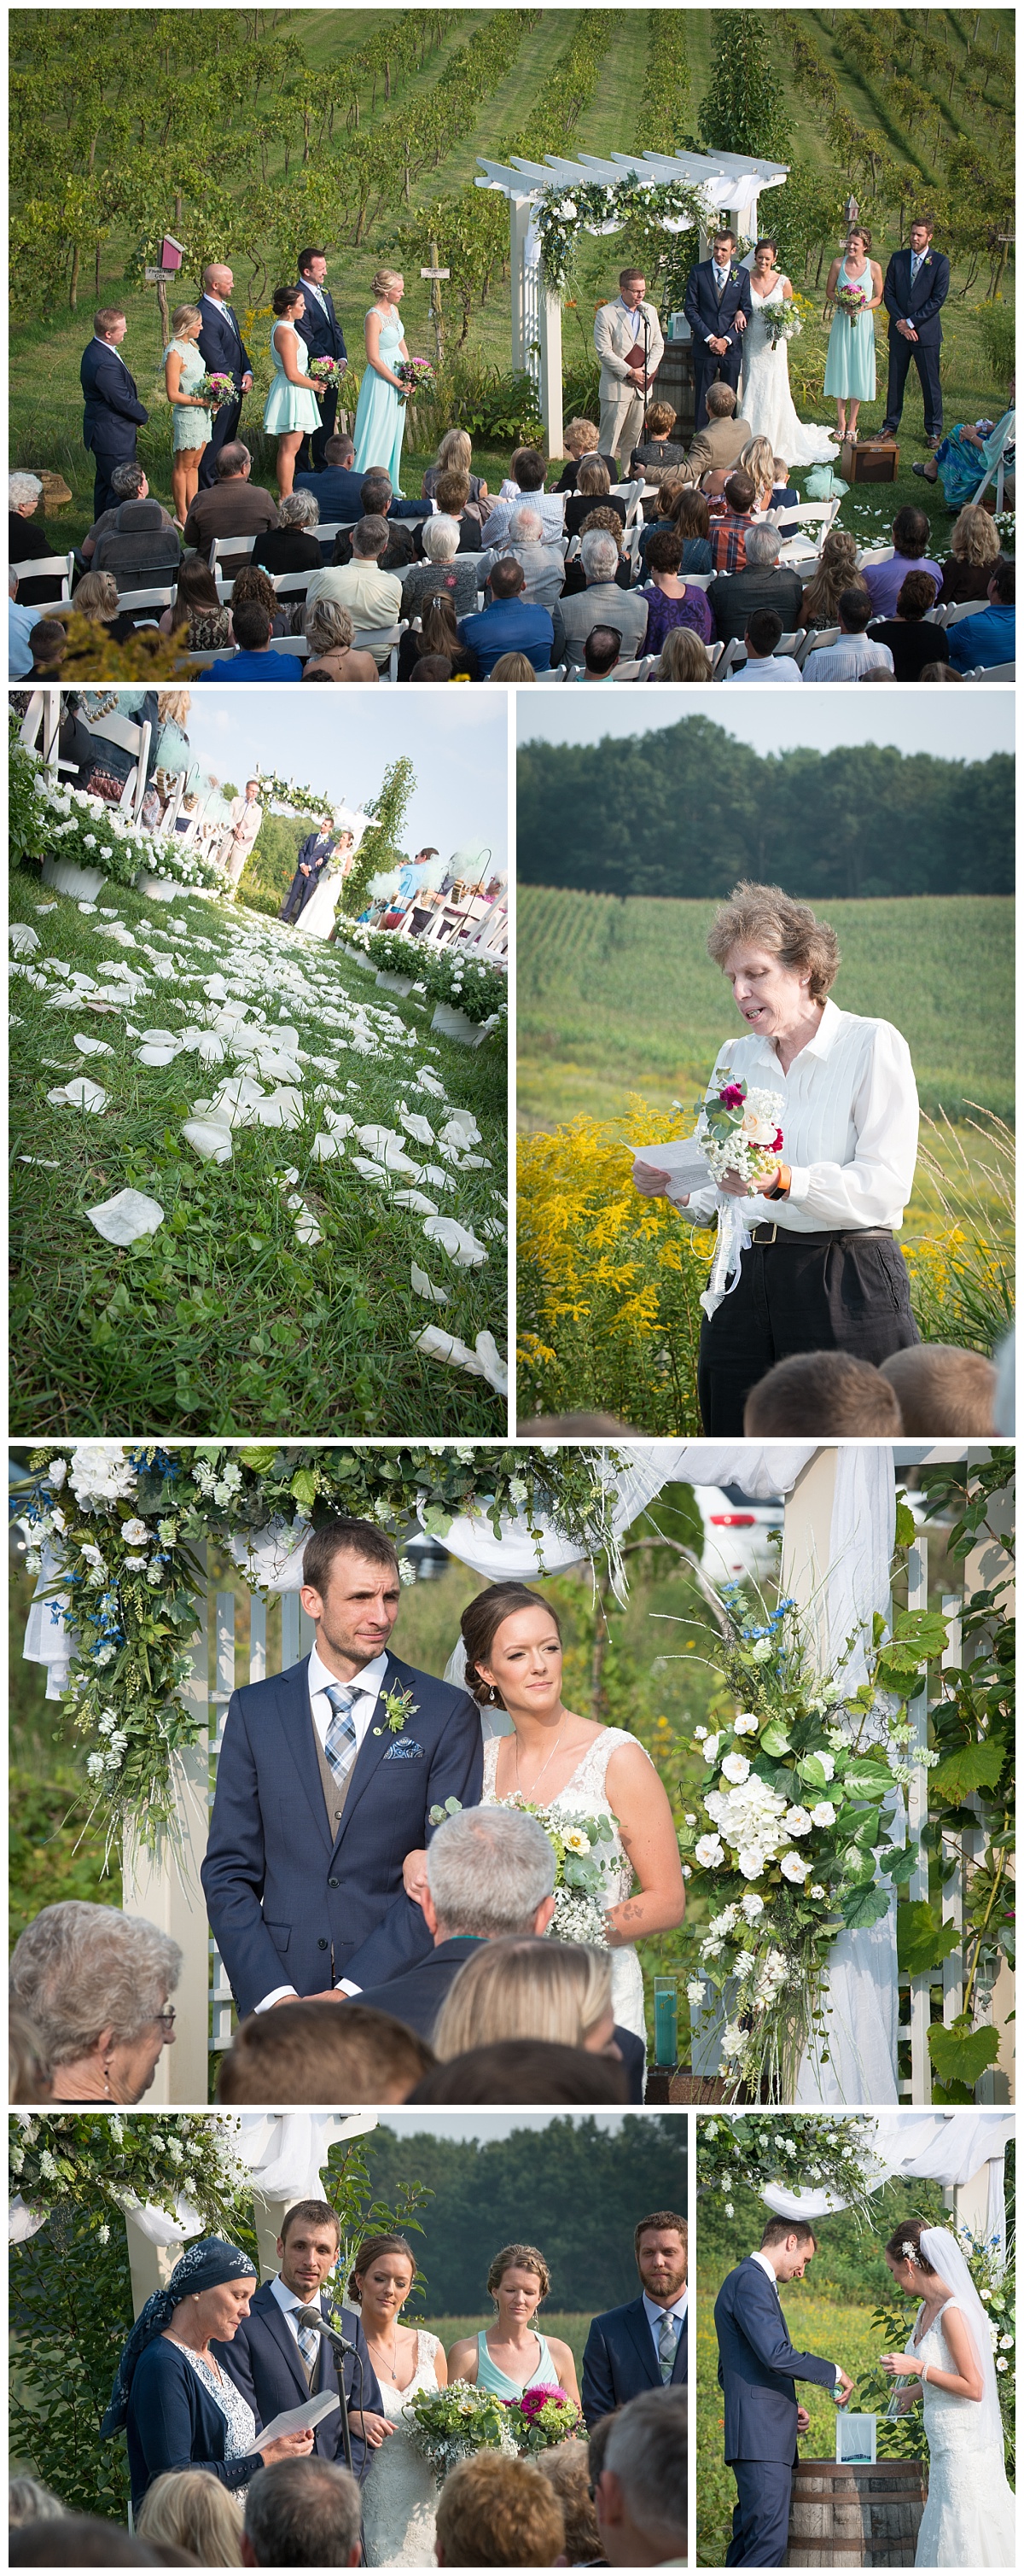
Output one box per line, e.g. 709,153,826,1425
305,562,402,634
686,996,918,1236
300,278,328,314
708,265,733,342
93,334,130,368
618,295,642,341
270,2270,319,2353
643,2287,688,2361
256,1646,389,2011
709,510,753,574
748,2254,840,2383
727,652,803,682
9,597,40,677
801,633,894,681
480,490,565,550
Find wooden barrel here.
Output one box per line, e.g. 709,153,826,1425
787,2458,928,2568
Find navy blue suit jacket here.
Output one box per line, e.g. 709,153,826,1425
882,246,950,346
294,465,368,523
196,295,253,391
214,2282,381,2480
80,339,148,458
356,1940,646,2102
684,259,753,348
125,2334,262,2511
201,1652,484,2017
582,2293,687,2427
294,281,347,368
714,2258,836,2464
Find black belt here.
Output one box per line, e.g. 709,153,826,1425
746,1224,894,1248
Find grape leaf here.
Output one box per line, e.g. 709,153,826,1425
927,2019,1000,2087
930,1740,1006,1803
840,1882,893,1931
897,1901,962,1978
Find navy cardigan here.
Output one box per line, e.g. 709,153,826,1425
125,2335,263,2511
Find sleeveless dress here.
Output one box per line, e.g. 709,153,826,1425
823,256,877,402
361,2329,444,2570
353,312,407,491
263,321,320,436
739,275,836,465
911,2298,1015,2567
475,2328,558,2398
480,1729,649,2040
178,2346,259,2501
164,337,212,451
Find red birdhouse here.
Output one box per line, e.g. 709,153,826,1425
160,236,187,271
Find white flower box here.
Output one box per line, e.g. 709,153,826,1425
375,969,416,998
41,856,108,900
431,1002,490,1048
134,870,179,901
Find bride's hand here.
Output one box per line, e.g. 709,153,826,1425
881,2353,922,2378
349,2410,394,2445
403,1846,430,1904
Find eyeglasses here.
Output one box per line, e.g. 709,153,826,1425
154,2008,177,2036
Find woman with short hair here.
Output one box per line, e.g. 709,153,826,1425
251,486,323,579
565,455,628,538
399,516,480,621
937,499,1002,606
9,470,62,606
301,598,378,684
629,399,687,479
638,527,714,657
555,417,617,493
634,879,921,1432
651,625,712,681
9,1901,181,2103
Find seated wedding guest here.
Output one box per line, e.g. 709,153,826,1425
936,500,1002,605
651,625,711,680
230,564,288,638
921,661,963,679
639,529,715,657
434,2453,564,2569
637,475,688,566
301,597,379,684
737,434,777,516
554,417,617,493
294,432,363,523
727,605,803,681
800,527,867,631
483,503,565,615
433,467,486,551
481,449,565,548
400,516,480,621
708,469,757,572
250,488,322,578
400,592,479,680
557,531,648,667
583,2212,687,2427
67,569,135,643
565,456,628,538
216,1999,433,2103
579,623,624,679
90,492,182,595
242,2461,361,2569
594,2388,687,2569
9,1902,181,2104
860,504,942,619
9,570,40,677
630,399,687,479
561,504,633,596
665,481,714,571
181,444,279,550
409,2040,628,2102
802,586,894,680
305,515,402,648
458,559,553,677
744,1350,904,1435
913,402,1015,513
26,619,68,677
946,553,1015,669
9,2479,65,2526
687,382,753,479
490,650,536,680
79,463,177,563
355,466,430,528
771,458,801,527
868,568,947,679
422,425,488,506
433,1936,620,2062
9,471,67,604
201,597,302,680
158,557,232,651
9,2515,160,2566
137,2471,243,2567
535,2442,601,2566
101,2238,314,2514
708,522,805,645
879,1343,997,1434
410,653,453,680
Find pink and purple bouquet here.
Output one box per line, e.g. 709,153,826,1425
194,370,236,411
699,1073,784,1191
308,357,341,393
502,2385,585,2452
834,282,868,325
394,356,437,400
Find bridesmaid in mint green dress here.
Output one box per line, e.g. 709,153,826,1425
446,2244,581,2413
823,227,884,444
163,303,212,527
263,284,321,499
353,267,410,493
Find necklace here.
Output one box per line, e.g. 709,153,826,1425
514,1713,573,1800
369,2317,402,2381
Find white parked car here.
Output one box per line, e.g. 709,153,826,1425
693,1483,784,1587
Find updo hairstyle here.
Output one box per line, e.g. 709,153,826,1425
883,2219,938,2274
486,2241,551,2303
348,2232,417,2301
459,1585,562,1711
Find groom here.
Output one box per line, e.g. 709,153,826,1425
280,817,336,924
201,1518,484,2017
684,229,753,432
715,2218,853,2567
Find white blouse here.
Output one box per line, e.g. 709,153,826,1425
687,998,918,1234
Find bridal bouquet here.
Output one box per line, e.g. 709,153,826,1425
506,1794,619,1944
680,1586,946,2099
503,2385,585,2452
762,305,802,347
403,2381,516,2481
834,283,869,325
194,371,235,410
695,1071,784,1321
394,356,436,400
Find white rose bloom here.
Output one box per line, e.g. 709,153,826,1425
702,1733,721,1763
783,1805,813,1836
695,1835,725,1868
736,1844,768,1880
120,1518,148,1545
686,1980,705,2006
810,1801,837,1828
721,1752,751,1786
733,1714,759,1735
721,2023,745,2058
997,2357,1008,2372
694,1726,707,1740
809,1884,827,1899
123,1553,147,1570
741,1891,765,1921
780,1850,811,1884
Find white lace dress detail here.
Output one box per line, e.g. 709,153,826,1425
361,2330,444,2569
911,2299,1015,2567
740,277,837,466
179,2347,258,2500
481,1728,649,2039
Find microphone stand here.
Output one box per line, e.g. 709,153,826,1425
298,2310,355,2476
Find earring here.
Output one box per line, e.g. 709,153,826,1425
491,1686,500,1704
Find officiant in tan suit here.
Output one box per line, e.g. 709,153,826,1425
594,269,666,470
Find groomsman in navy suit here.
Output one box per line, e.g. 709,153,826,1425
215,2198,386,2482
715,2218,853,2567
684,228,753,432
294,248,348,474
80,307,149,518
196,261,253,487
880,216,950,448
582,2211,689,2426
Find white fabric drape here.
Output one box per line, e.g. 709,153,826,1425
435,1444,816,1582
9,2113,374,2246
759,2113,1013,2258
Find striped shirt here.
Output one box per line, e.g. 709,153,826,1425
709,510,753,574
686,999,918,1234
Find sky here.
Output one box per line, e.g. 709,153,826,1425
371,2110,632,2145
185,691,509,871
515,691,1015,765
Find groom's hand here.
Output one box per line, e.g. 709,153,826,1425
796,2407,811,2434
835,2369,854,2408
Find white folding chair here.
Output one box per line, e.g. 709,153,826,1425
18,690,54,756
682,571,713,591
712,637,747,681
114,586,175,615
706,640,724,673
970,408,1015,512
352,621,407,681
271,570,314,601
532,663,567,683
797,625,841,670
264,633,309,658
183,647,225,670
932,597,989,631
774,629,806,658
22,551,75,603
609,655,655,682
783,501,841,537
963,660,1014,679
315,521,356,550
208,535,259,574
856,544,894,568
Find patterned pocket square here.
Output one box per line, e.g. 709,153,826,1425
382,1738,424,1760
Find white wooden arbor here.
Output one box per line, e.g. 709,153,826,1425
474,146,788,456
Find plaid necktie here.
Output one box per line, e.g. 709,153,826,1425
323,1683,358,1786
296,2315,320,2380
658,2312,681,2383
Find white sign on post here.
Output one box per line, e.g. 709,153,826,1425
421,266,451,279
144,268,179,282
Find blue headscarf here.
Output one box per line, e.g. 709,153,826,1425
101,2235,257,2437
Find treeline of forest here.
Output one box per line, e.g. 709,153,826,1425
516,720,1014,901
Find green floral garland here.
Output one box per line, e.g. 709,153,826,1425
23,1442,625,1855
697,2112,878,2226
534,172,707,298
9,2112,253,2243
253,770,343,822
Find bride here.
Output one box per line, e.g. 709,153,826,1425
740,236,837,468
354,2232,446,2569
880,2218,1015,2567
404,1581,685,2042
294,826,354,942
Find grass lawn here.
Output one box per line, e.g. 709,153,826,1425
9,870,508,1434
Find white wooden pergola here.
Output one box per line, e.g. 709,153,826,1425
474,147,788,455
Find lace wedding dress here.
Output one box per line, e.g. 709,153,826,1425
361,2330,444,2569
740,276,836,466
911,2299,1015,2567
294,865,340,940
481,1730,649,2040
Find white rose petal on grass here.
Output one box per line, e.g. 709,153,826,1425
415,1068,447,1099
182,1119,233,1165
310,1132,343,1162
86,1188,164,1246
413,1326,508,1394
137,1041,179,1067
47,1077,108,1112
439,1110,481,1150
73,1034,114,1058
393,1189,439,1215
422,1215,488,1268
411,1264,450,1306
352,1157,391,1189
10,924,41,955
399,1103,435,1145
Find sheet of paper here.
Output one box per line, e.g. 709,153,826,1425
258,2391,340,2446
631,1136,711,1193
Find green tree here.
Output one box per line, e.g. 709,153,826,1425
341,755,416,918
700,13,791,163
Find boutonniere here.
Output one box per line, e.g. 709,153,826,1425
374,1682,418,1738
